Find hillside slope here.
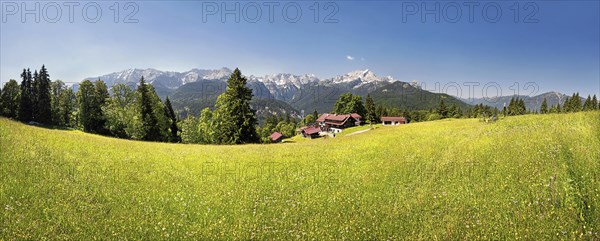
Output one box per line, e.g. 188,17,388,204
1,112,599,239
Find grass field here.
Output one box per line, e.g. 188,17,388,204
1,112,599,240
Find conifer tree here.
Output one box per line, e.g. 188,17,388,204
437,98,448,118
35,65,52,124
540,98,548,114
365,94,377,124
138,77,162,141
518,98,526,115
583,95,593,111
572,93,582,112
313,110,318,121
163,96,179,142
592,95,598,110
18,69,34,122
563,96,571,112
212,68,259,144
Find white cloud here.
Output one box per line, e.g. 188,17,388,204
346,55,355,61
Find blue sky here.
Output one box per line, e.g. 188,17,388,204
1,1,598,98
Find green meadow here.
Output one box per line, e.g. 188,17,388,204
1,112,599,240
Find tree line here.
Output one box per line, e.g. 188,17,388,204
0,66,181,142
539,93,598,114
2,66,598,144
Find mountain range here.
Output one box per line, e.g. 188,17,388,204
84,67,575,119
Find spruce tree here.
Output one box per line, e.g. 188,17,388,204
437,98,447,118
163,96,179,142
35,65,52,124
573,93,582,112
138,77,161,141
212,68,259,144
0,79,20,118
540,98,548,114
313,110,318,121
518,98,526,115
18,69,34,122
365,94,377,124
593,95,599,110
508,97,515,116
583,95,592,111
563,97,571,112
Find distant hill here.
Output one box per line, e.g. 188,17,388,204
461,92,585,111
370,81,471,111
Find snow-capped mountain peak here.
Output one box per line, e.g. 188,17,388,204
326,69,397,88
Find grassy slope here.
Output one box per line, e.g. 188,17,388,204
1,112,599,240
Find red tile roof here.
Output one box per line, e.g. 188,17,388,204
381,116,406,122
303,127,321,135
350,113,362,119
316,113,329,122
270,132,283,141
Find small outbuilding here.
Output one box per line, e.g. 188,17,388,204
381,117,407,126
301,126,321,139
270,132,284,143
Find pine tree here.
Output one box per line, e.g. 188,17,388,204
137,77,162,141
0,79,20,118
593,95,599,110
518,98,526,115
35,65,52,124
163,96,179,142
583,95,593,111
18,69,34,122
437,98,447,118
312,110,318,121
562,97,571,112
212,68,259,144
540,98,548,114
574,93,582,112
507,97,515,116
365,94,377,124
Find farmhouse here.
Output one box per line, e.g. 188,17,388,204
381,116,406,126
300,126,321,139
270,132,283,143
316,113,362,132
